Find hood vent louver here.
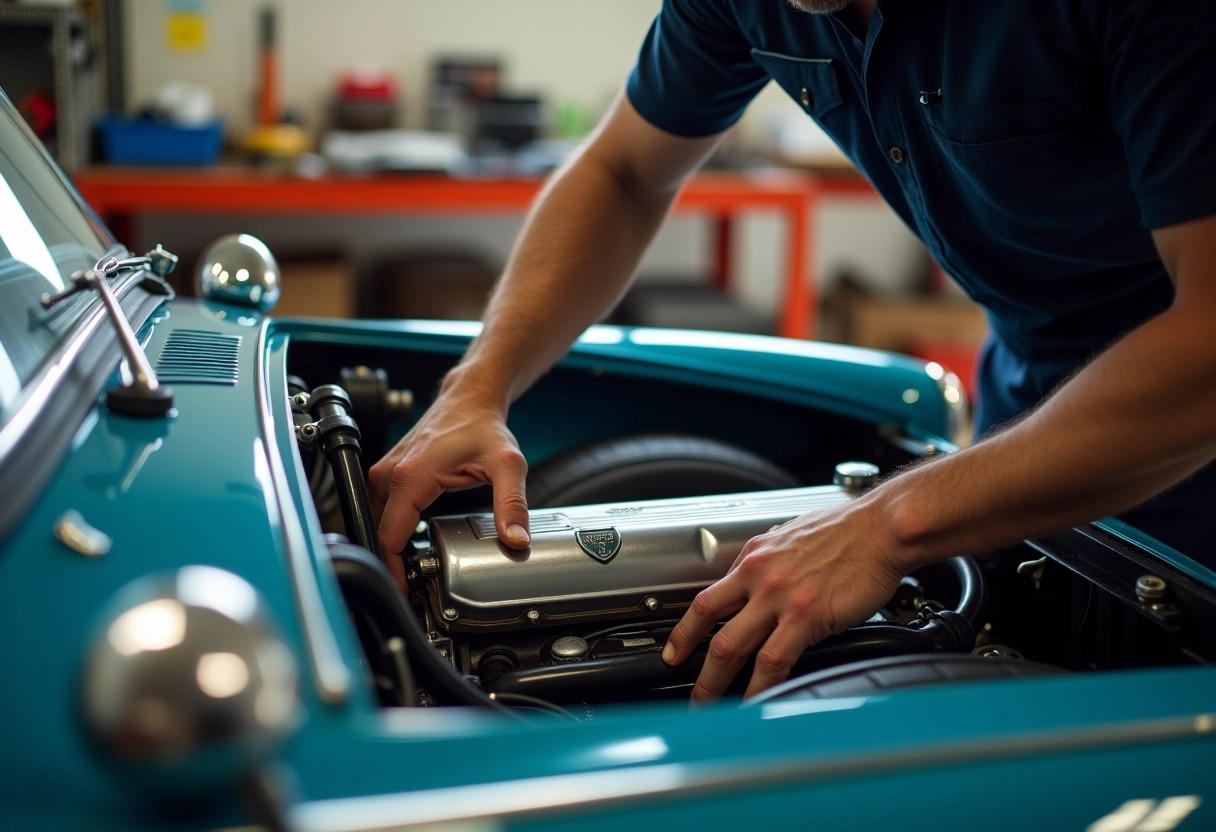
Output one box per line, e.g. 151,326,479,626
155,330,242,385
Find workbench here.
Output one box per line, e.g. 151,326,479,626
72,166,878,339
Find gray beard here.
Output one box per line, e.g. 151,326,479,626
786,0,854,13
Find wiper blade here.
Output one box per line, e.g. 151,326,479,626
94,243,179,280
40,245,179,417
41,245,179,308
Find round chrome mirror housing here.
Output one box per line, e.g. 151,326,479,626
81,566,299,793
196,234,280,312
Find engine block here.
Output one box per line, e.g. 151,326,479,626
422,485,856,632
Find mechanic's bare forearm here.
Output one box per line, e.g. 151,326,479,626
875,300,1216,570
442,96,722,413
454,159,674,408
368,98,722,556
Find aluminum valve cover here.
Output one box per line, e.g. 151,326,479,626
425,485,855,631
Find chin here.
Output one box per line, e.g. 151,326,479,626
786,0,854,13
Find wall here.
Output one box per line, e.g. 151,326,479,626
122,0,925,320
124,1,662,138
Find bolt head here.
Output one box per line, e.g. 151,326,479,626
1136,575,1167,602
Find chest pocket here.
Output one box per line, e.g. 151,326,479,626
750,49,844,119
919,101,1146,263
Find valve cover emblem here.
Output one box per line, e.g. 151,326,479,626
575,528,621,564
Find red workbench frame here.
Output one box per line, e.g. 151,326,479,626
72,166,877,339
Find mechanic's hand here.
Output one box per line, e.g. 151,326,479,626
661,500,905,702
368,383,530,589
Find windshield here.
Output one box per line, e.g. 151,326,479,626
0,88,115,420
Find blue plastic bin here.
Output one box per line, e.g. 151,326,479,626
96,116,224,165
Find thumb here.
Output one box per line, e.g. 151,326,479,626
489,453,531,549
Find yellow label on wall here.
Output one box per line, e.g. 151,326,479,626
167,12,207,51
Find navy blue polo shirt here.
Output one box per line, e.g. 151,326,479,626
625,0,1216,565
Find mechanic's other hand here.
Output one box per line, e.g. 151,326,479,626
368,383,530,589
661,500,905,703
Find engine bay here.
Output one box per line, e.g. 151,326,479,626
288,364,1216,718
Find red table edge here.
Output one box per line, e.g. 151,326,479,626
73,167,877,339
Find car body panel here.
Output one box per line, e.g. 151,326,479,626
276,317,961,447
1,83,1213,831
4,299,1215,830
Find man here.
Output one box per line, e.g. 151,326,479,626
370,0,1216,702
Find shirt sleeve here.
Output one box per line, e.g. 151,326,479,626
1086,0,1216,228
625,0,770,138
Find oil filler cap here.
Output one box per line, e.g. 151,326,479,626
550,636,590,662
833,461,880,492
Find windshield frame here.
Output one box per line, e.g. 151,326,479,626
0,86,122,425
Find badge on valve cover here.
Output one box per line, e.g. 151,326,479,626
576,528,621,564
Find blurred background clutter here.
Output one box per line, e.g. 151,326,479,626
0,0,986,395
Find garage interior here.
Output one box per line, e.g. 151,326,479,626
0,0,986,395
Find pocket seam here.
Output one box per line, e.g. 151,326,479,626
919,99,1080,150
926,118,1080,157
749,48,843,117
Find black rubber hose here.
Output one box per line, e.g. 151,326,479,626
746,652,1068,706
945,556,987,632
487,619,969,704
486,562,984,704
325,444,380,556
309,384,381,557
327,543,516,715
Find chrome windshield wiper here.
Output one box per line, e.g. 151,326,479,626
41,245,180,417
92,244,179,282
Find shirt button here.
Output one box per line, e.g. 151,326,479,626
889,146,905,163
800,87,811,107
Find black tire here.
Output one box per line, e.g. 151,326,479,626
746,653,1065,704
526,433,799,508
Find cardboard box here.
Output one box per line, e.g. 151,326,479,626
822,291,988,394
845,296,988,354
360,250,498,320
274,257,356,318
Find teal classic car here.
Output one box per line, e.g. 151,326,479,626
1,89,1213,831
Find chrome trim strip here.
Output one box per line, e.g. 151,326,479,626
268,712,1214,832
0,272,141,463
254,321,351,704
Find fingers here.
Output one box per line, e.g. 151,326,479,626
367,452,397,522
367,450,412,592
663,576,746,666
689,605,775,703
384,548,409,593
374,444,527,587
377,465,444,560
742,623,808,699
488,449,531,549
665,508,897,703
663,572,815,703
368,396,529,556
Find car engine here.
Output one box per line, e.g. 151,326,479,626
292,373,1216,717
